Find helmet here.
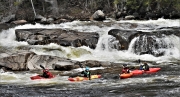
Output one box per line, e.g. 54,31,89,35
123,64,127,67
144,62,147,65
85,67,89,71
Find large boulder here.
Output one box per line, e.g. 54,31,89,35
0,51,34,70
108,29,137,50
90,10,105,21
15,29,99,49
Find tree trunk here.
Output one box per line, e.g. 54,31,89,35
52,0,59,16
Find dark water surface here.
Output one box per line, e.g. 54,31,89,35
1,64,180,97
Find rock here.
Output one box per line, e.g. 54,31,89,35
108,29,137,50
27,55,61,70
114,11,127,19
125,15,135,20
15,29,99,49
0,67,7,73
52,61,74,71
0,23,16,32
0,51,33,70
1,14,15,23
12,20,27,24
133,12,140,19
35,15,45,21
91,10,105,21
108,28,180,57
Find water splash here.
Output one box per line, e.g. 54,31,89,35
0,19,180,63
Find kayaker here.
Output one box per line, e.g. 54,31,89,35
42,69,54,78
138,59,144,70
121,64,130,74
81,66,91,80
142,62,149,71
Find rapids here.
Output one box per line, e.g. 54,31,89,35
0,18,180,97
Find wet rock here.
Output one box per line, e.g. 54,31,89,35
0,23,16,32
108,29,137,50
15,29,99,49
0,51,33,71
52,61,74,71
0,67,7,72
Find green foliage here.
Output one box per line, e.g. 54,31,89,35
112,0,180,13
113,0,120,5
126,0,139,11
14,1,21,6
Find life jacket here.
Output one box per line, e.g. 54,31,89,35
83,70,90,78
122,68,130,74
139,65,143,70
142,65,149,71
43,69,53,78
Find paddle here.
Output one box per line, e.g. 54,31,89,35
129,67,135,70
77,62,84,71
40,65,45,70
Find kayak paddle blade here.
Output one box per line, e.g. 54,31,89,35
40,65,45,70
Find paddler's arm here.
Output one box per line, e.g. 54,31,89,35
88,71,91,80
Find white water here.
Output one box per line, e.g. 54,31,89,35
1,69,180,86
0,19,180,85
1,18,179,63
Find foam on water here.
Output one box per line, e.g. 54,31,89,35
0,19,179,63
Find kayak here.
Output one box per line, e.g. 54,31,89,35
119,73,133,79
30,75,55,80
131,68,161,75
68,74,101,82
131,70,144,75
144,68,161,74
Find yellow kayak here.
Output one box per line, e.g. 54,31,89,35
68,75,101,82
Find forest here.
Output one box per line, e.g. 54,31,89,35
0,0,180,22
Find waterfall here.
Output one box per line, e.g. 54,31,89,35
96,35,120,51
128,34,180,57
30,0,36,16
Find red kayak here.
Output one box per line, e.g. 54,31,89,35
144,68,161,74
131,68,161,75
119,73,133,79
30,75,55,80
131,70,144,75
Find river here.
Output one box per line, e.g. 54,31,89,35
0,18,180,97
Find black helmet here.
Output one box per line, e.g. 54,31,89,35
123,64,127,67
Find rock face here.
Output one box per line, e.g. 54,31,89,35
15,29,99,49
108,29,137,50
0,52,33,70
0,50,120,75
